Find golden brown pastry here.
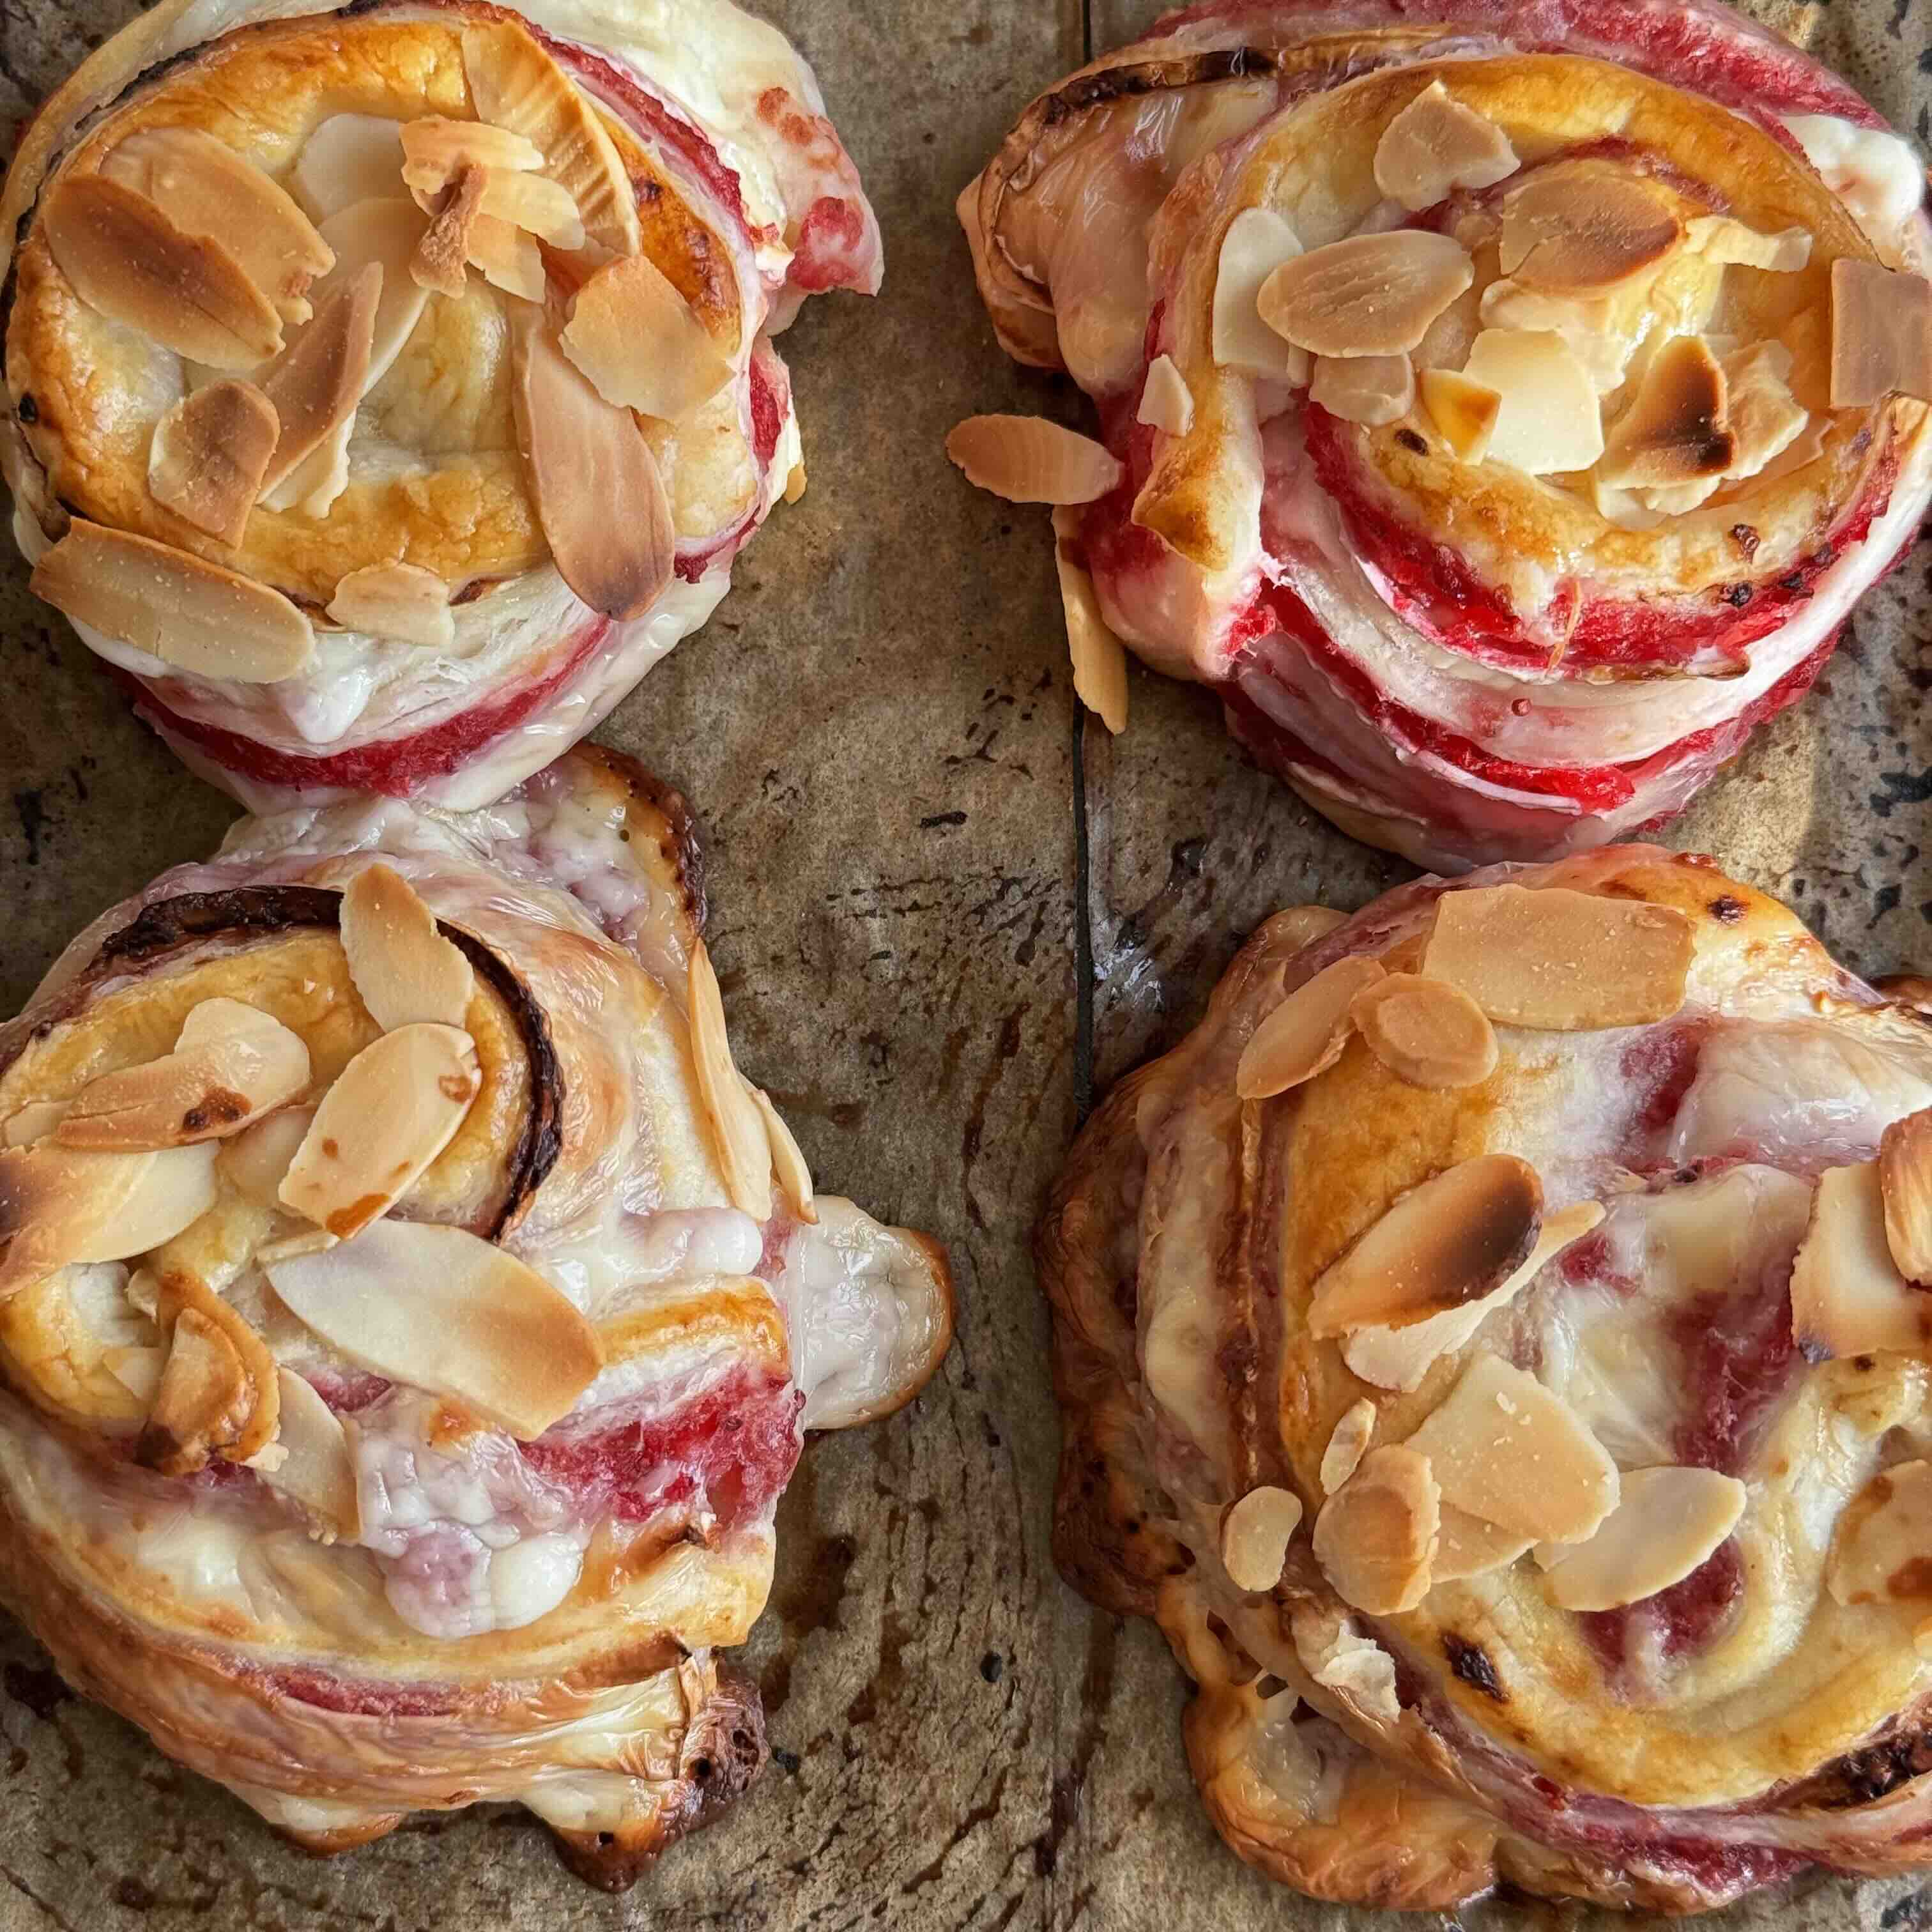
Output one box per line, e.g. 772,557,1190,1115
1041,845,1932,1911
0,742,950,1885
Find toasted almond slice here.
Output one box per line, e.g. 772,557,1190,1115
1418,367,1500,461
1591,471,1667,530
744,1083,816,1225
259,1367,359,1538
1137,355,1195,436
328,563,455,649
1828,1460,1932,1606
1321,1397,1377,1492
1213,207,1310,382
1478,279,1631,394
1499,166,1682,295
1880,1108,1932,1284
103,1343,166,1406
217,1106,315,1209
1236,955,1386,1100
559,250,733,420
102,128,334,325
1830,259,1932,408
1685,215,1812,273
55,1000,309,1151
256,262,381,503
0,1143,217,1295
1597,335,1734,489
42,174,283,370
256,1227,338,1264
148,381,279,546
1403,1352,1617,1544
946,416,1123,505
1308,1154,1541,1339
1258,231,1473,358
2,1101,71,1147
411,164,489,298
1221,1484,1303,1591
687,940,773,1222
1309,351,1414,426
398,117,543,182
1342,1200,1604,1393
474,167,586,250
463,19,642,258
1349,973,1498,1089
135,1305,251,1476
1720,342,1809,484
1054,508,1128,735
30,521,314,682
1373,80,1519,211
466,213,546,302
1791,1160,1932,1356
1540,1465,1745,1612
1432,1504,1532,1581
512,315,675,620
1312,1445,1439,1614
1461,328,1604,475
293,114,406,223
277,1023,480,1240
316,199,433,394
339,863,475,1032
1297,1613,1401,1719
264,1219,602,1439
1420,884,1693,1029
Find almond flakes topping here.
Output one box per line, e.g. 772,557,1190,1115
258,1367,360,1538
946,416,1123,505
135,1305,252,1476
339,863,475,1032
1498,165,1683,295
1349,972,1498,1089
1538,1465,1745,1612
1054,509,1128,735
411,164,489,298
1432,1504,1532,1581
1830,259,1932,408
1236,954,1386,1100
1597,335,1735,489
1461,328,1604,475
328,563,455,649
397,117,543,183
1322,1397,1377,1492
1312,1445,1440,1614
746,1082,816,1224
293,114,406,223
1828,1460,1932,1606
687,939,773,1222
1791,1160,1932,1357
1213,208,1310,382
1880,1108,1932,1284
1372,80,1519,212
1418,366,1500,461
466,213,545,302
1137,355,1194,436
0,1143,217,1298
256,262,381,504
1257,230,1473,359
1685,215,1812,273
1420,884,1693,1029
1221,1484,1303,1591
147,381,279,546
559,250,733,421
217,1107,314,1210
1309,351,1414,426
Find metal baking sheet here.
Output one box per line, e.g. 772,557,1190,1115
0,0,1927,1924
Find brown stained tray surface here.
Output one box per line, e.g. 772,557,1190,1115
0,0,1928,1925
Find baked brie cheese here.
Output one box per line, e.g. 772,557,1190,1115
0,743,950,1885
1,0,880,811
954,0,1932,871
1040,847,1932,1912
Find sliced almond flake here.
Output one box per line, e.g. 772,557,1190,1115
29,521,314,682
259,1367,359,1538
136,1305,252,1476
256,1227,337,1264
411,164,489,298
1540,1464,1745,1611
1220,1484,1303,1591
256,262,381,504
0,1142,217,1295
1402,1352,1618,1544
1791,1160,1932,1356
466,213,546,302
1309,351,1414,426
1592,471,1667,530
559,250,733,420
1212,207,1310,382
3,1101,72,1147
1236,955,1385,1100
1636,474,1724,516
1685,215,1812,273
1342,1200,1605,1393
42,174,284,370
1321,1397,1377,1492
1597,335,1734,489
687,939,773,1222
1498,167,1683,295
1830,259,1932,408
102,127,334,325
1311,1445,1439,1614
1137,355,1194,436
217,1106,314,1209
148,381,278,546
264,1219,603,1440
339,862,474,1031
1433,1503,1532,1581
463,19,642,259
1372,81,1519,211
1420,884,1692,1029
1719,341,1809,485
1307,1154,1541,1339
1418,366,1500,461
397,117,543,182
54,999,309,1151
745,1082,816,1225
1461,328,1604,475
1295,1609,1401,1721
1053,509,1128,735
946,416,1123,505
1479,280,1632,394
1829,1460,1932,1606
1257,231,1473,358
103,1343,165,1406
328,562,455,649
1349,972,1498,1089
474,167,586,250
277,1022,479,1240
293,114,406,223
1881,1108,1932,1284
512,315,675,620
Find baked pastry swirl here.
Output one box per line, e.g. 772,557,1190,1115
1,0,880,810
0,742,950,1885
1041,847,1932,1911
954,0,1932,870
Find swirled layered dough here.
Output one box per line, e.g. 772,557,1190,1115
955,0,1932,870
1040,845,1932,1912
0,742,951,1885
1,0,881,809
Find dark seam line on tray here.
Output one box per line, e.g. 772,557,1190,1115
1072,703,1095,1123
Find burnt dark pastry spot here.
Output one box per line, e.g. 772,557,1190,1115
1445,1635,1506,1701
1722,583,1754,608
1708,894,1745,923
15,394,35,424
1395,428,1427,455
1728,523,1759,559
